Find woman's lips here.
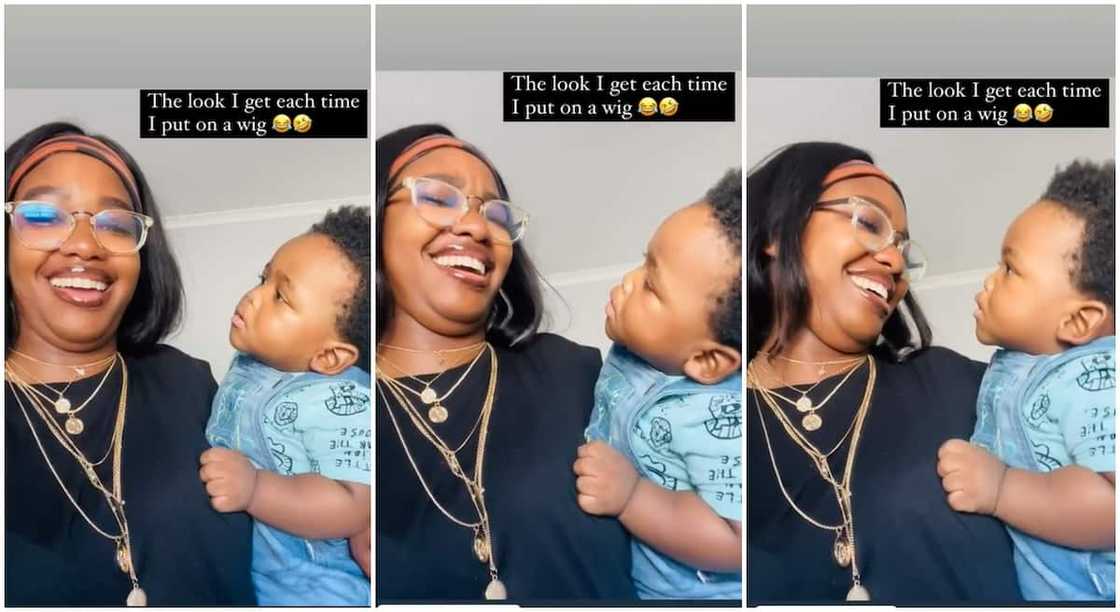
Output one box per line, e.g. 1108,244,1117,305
848,275,890,316
50,285,109,308
430,256,489,289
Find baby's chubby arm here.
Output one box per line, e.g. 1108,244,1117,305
573,440,741,572
937,439,1114,550
200,447,370,540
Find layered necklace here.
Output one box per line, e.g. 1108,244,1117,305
5,353,147,606
748,355,876,602
7,351,118,435
755,357,867,431
378,343,488,424
376,343,507,600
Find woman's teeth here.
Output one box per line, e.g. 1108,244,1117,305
50,277,108,292
850,275,888,300
433,255,486,275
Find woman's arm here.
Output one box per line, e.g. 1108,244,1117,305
574,441,741,572
937,439,1115,550
200,447,370,539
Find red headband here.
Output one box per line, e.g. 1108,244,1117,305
387,135,471,182
7,134,142,207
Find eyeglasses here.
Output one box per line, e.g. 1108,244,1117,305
391,176,529,245
815,196,928,282
5,200,155,255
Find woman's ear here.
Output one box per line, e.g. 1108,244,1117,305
309,341,360,376
1056,299,1114,347
682,341,742,385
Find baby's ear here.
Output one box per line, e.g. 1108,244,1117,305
681,341,741,385
309,341,360,376
1056,298,1113,346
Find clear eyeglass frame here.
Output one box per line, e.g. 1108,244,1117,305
392,176,530,245
815,196,928,282
4,200,155,255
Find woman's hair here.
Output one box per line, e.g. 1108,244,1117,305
5,122,184,355
746,142,932,362
311,205,372,373
375,124,544,348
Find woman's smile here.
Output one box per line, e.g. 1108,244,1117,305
44,263,116,307
425,239,495,290
845,268,894,317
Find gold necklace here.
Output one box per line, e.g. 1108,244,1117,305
755,358,866,431
378,340,487,367
8,356,118,435
376,368,486,454
376,343,507,600
748,356,876,601
7,353,116,421
762,351,866,377
5,356,147,606
377,344,487,423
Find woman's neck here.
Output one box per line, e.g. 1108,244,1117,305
376,314,487,376
6,334,118,384
752,326,869,386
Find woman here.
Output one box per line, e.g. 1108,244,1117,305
3,123,255,604
746,142,1021,602
374,124,635,601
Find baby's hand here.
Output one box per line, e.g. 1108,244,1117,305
573,441,639,517
937,438,1008,515
199,447,259,513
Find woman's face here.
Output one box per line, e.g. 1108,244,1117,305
795,175,910,352
381,147,514,337
7,152,141,353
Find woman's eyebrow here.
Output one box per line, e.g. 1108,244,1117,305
99,196,132,211
18,185,64,201
424,173,500,201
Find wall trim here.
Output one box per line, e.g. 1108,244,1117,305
544,261,993,292
164,195,370,230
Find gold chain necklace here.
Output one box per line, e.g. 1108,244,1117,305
755,358,866,431
7,356,118,435
376,344,487,423
762,351,866,377
748,356,876,601
5,356,147,606
377,344,507,600
376,369,486,454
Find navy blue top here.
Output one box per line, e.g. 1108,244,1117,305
748,347,1022,604
6,345,255,605
376,333,636,602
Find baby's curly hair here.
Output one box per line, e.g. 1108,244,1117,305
704,168,742,351
1041,159,1115,308
311,206,371,372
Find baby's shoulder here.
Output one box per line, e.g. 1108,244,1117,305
1032,340,1116,400
266,372,371,427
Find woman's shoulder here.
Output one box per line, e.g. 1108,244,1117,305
501,332,603,375
883,345,987,386
125,344,216,383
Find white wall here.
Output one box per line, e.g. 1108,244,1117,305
747,78,1115,362
377,70,742,355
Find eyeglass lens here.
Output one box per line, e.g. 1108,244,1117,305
410,178,524,242
850,203,927,280
10,202,147,254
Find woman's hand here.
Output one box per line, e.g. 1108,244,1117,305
937,438,1008,515
573,441,640,516
349,525,371,577
199,447,259,513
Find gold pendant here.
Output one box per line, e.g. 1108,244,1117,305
846,583,870,601
428,403,449,424
484,578,507,600
126,586,147,606
65,416,85,435
54,397,72,414
833,539,852,567
116,543,132,573
420,387,438,405
473,534,490,562
795,396,813,413
802,413,822,431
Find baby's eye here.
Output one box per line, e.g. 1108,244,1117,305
274,290,286,303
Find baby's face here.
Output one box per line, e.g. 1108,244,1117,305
974,201,1085,354
605,203,737,374
230,233,357,372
